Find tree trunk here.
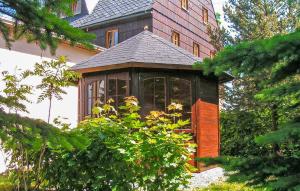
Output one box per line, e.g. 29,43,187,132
48,96,52,123
271,104,281,156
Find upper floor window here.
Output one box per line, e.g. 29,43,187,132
193,43,200,57
71,0,81,15
171,31,180,46
181,0,188,10
203,7,208,24
106,29,119,48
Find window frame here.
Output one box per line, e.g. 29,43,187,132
193,42,200,57
139,72,195,129
181,0,188,10
202,7,209,24
71,0,81,15
107,72,130,108
171,31,180,46
105,29,119,48
84,72,130,117
85,75,106,116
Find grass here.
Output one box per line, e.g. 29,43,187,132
0,174,13,191
195,182,268,191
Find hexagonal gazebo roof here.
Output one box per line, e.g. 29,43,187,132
71,30,232,83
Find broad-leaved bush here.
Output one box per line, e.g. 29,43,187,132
44,97,195,191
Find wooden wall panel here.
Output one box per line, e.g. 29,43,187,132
152,0,218,58
194,76,220,169
88,16,152,48
196,99,219,158
78,78,85,122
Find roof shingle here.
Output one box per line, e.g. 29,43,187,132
71,0,154,28
71,30,202,71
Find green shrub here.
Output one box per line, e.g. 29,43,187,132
43,97,195,191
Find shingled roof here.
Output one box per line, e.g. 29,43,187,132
71,30,202,72
71,0,154,28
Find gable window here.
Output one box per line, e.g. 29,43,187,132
181,0,188,10
171,31,180,46
203,7,208,24
106,29,119,48
193,43,200,57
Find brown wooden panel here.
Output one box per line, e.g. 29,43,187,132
196,99,220,158
152,0,218,58
88,16,152,47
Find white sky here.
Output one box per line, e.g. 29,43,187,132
85,0,98,13
0,0,226,173
212,0,225,16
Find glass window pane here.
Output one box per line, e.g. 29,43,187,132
155,78,166,111
87,83,93,115
144,78,154,113
108,74,129,108
117,79,127,105
114,31,119,45
169,77,192,121
108,79,116,97
95,80,105,105
143,77,166,115
117,79,127,96
87,80,106,116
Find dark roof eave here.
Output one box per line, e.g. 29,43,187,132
78,10,152,29
72,62,196,73
71,62,233,84
219,72,234,83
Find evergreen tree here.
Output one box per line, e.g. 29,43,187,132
224,0,299,41
0,0,95,53
197,28,300,190
207,0,300,156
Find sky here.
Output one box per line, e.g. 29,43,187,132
0,0,227,173
212,0,225,16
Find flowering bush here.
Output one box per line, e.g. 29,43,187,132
44,97,195,190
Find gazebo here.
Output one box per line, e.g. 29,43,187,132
72,30,232,168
